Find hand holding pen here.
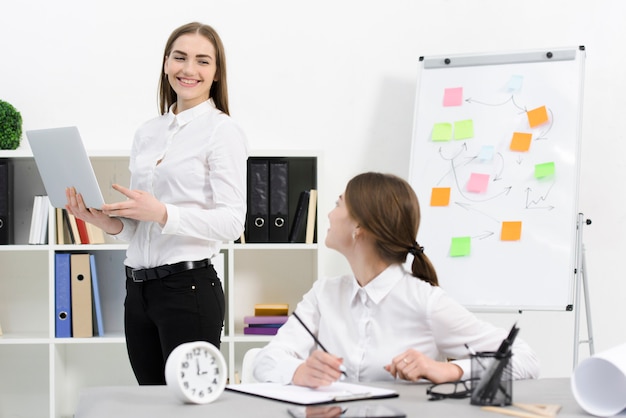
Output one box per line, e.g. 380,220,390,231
291,312,347,388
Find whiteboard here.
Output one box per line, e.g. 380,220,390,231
408,47,585,311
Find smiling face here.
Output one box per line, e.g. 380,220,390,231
163,32,217,113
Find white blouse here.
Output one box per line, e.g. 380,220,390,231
116,100,248,269
253,264,540,384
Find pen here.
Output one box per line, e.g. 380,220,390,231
292,312,348,377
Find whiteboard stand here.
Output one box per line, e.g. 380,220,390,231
572,213,595,368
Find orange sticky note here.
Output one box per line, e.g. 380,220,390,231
501,221,522,241
510,132,533,152
430,187,451,206
527,106,549,128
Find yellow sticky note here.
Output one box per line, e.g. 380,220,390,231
527,106,549,128
510,132,532,152
534,162,555,178
501,221,522,241
430,187,451,206
450,236,471,257
432,123,453,142
454,119,474,140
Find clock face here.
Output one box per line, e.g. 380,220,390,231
165,341,227,404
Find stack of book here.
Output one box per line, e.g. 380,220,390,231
55,208,106,244
243,303,289,336
28,195,50,244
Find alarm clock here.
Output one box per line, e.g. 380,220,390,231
165,341,228,404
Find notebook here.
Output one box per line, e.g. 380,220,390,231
26,126,105,209
226,381,398,405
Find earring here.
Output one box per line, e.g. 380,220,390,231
352,231,357,240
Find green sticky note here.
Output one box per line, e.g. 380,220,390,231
534,162,555,178
432,123,453,142
454,119,474,140
450,236,471,257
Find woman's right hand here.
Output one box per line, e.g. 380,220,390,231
292,350,345,388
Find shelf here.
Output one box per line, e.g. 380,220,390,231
0,150,320,417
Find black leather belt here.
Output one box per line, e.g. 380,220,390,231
125,259,211,282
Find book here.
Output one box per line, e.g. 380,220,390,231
305,189,317,244
75,217,90,244
288,190,310,243
67,213,82,244
254,303,289,316
56,208,66,244
62,209,76,244
70,253,93,337
54,252,72,338
244,327,279,335
86,222,106,244
244,315,289,325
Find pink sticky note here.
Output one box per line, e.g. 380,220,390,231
443,87,463,107
467,173,490,193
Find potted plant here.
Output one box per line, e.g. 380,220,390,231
0,100,23,150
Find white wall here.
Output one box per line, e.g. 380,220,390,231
2,0,623,378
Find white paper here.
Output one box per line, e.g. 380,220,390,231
571,343,626,417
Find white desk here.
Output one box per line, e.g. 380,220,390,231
74,378,589,418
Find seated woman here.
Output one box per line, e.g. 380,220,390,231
253,172,539,388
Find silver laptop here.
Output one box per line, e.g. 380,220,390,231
26,126,105,209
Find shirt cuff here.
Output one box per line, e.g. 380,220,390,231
161,203,179,235
113,218,135,242
452,358,472,380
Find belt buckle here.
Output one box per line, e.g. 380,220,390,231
130,269,143,283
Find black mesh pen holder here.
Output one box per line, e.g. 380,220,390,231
470,351,513,406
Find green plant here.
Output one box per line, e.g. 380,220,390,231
0,100,23,150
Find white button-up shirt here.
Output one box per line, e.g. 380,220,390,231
253,264,540,384
116,100,248,269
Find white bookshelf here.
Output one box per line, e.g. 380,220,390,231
0,149,319,418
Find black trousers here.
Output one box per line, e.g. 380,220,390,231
124,264,225,385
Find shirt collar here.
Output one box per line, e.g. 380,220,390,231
168,99,216,128
349,264,405,305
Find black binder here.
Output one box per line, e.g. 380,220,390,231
269,161,289,242
247,159,269,242
0,159,13,245
289,190,310,243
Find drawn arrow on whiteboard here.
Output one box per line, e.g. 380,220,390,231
465,95,527,113
455,202,501,223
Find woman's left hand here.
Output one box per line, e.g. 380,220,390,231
384,349,463,384
101,184,168,225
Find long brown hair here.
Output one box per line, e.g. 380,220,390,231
344,172,439,286
158,22,230,115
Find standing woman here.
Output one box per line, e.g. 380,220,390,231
66,22,247,385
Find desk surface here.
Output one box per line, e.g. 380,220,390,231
74,378,588,418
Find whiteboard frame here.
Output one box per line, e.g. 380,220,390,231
408,46,586,312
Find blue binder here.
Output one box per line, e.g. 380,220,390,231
89,254,104,337
54,252,72,338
